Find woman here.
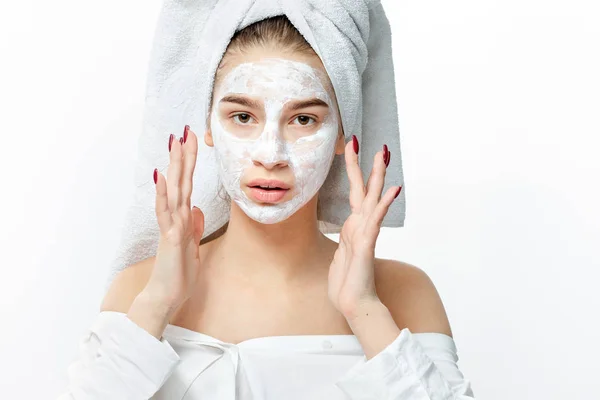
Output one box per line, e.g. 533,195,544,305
59,15,474,400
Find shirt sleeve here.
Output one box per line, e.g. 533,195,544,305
57,311,181,400
334,328,475,400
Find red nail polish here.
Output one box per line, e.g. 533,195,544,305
352,135,359,154
168,134,174,152
184,125,189,143
394,186,402,199
153,168,158,184
179,137,184,145
383,144,389,165
386,151,391,167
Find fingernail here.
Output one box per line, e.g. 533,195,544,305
386,151,391,167
184,125,190,143
179,137,184,145
352,135,359,154
153,168,158,184
168,134,174,152
394,186,402,199
383,144,389,165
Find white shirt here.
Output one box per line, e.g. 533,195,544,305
58,311,475,399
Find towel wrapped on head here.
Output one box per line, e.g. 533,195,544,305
108,0,405,286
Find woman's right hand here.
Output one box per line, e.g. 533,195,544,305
144,125,205,314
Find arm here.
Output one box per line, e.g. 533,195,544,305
335,262,475,399
57,262,181,400
58,126,206,398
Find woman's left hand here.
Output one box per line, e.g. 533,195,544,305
328,136,402,321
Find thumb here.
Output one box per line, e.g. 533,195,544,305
191,206,205,245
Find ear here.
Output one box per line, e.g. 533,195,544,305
204,128,214,147
334,124,346,155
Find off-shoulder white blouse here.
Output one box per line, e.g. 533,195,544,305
58,311,475,399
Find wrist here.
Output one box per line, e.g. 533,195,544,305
142,279,186,312
345,299,389,328
137,288,177,316
345,300,402,360
343,297,385,323
126,290,175,339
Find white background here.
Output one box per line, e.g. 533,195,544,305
1,1,599,399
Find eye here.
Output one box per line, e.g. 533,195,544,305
232,113,256,125
291,115,316,126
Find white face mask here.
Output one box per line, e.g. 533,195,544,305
210,57,339,224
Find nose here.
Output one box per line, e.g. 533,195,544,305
253,158,288,169
250,123,289,169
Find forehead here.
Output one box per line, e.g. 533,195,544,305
214,53,337,102
218,59,330,99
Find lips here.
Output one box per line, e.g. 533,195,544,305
246,178,291,203
247,179,290,190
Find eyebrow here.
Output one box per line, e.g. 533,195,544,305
286,98,329,111
220,95,262,109
219,95,329,111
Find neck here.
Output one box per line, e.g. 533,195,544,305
209,196,333,284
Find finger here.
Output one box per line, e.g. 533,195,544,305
167,133,183,211
191,206,205,245
180,125,198,209
344,136,365,212
363,146,387,212
154,169,173,234
366,185,402,234
364,149,384,193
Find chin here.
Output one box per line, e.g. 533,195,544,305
235,196,299,225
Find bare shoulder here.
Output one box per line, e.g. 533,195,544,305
374,258,453,337
100,256,156,313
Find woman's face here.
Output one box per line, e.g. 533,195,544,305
207,51,344,224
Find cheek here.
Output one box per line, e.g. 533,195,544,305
212,115,254,165
291,136,336,172
219,143,253,173
291,121,338,162
292,135,326,153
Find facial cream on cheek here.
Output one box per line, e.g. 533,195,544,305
210,58,340,224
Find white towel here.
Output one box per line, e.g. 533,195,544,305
107,0,406,286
